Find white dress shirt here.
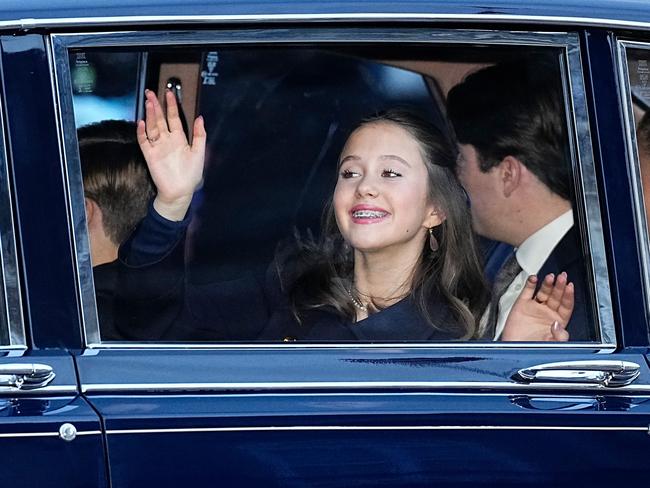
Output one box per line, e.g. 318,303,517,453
485,210,574,339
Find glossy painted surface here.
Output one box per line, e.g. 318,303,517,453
76,349,650,390
0,353,106,487
80,348,650,484
0,0,649,27
0,396,107,488
92,393,650,486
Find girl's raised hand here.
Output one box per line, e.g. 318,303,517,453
136,89,206,221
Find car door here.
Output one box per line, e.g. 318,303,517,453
50,22,650,487
0,33,107,488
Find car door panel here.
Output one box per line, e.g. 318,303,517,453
89,390,650,486
0,354,107,487
78,349,650,485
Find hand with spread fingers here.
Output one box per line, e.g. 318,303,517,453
501,272,573,342
136,89,206,221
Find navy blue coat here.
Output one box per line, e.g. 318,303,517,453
111,207,463,342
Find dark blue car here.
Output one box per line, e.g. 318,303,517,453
1,1,650,486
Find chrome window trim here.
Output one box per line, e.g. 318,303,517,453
54,28,577,48
563,34,614,345
50,28,612,349
9,13,650,32
84,342,616,351
47,36,94,346
81,380,650,395
615,39,650,338
0,63,25,348
104,425,649,436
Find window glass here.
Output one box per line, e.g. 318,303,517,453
625,48,650,223
69,43,600,344
622,46,650,322
69,51,142,127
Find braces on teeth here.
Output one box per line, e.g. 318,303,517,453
353,210,387,218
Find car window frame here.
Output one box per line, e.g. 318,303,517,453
50,27,615,350
615,38,650,340
0,69,25,349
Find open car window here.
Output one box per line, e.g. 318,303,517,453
54,30,612,346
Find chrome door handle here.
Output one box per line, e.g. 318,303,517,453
0,363,56,390
512,360,640,387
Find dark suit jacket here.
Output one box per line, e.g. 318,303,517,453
93,260,119,340
537,225,596,341
484,226,597,341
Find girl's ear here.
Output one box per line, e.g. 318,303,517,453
424,207,446,229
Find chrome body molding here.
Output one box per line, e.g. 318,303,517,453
0,384,77,395
8,13,650,32
93,391,650,399
81,380,650,394
51,28,613,348
0,430,101,439
105,425,649,436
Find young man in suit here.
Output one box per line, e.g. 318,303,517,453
79,120,155,339
447,60,595,341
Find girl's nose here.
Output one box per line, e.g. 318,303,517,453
355,175,379,198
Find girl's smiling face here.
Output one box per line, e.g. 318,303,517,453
333,122,443,256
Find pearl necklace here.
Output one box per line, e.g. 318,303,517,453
346,288,368,312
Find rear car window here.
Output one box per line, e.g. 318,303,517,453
55,31,610,346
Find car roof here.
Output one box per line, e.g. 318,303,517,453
1,0,650,30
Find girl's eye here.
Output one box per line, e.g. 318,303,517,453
340,169,359,179
382,168,402,178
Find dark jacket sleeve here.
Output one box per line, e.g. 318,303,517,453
114,203,275,341
112,203,191,340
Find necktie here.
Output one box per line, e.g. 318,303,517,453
485,251,522,338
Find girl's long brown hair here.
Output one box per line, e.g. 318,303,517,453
284,110,489,339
